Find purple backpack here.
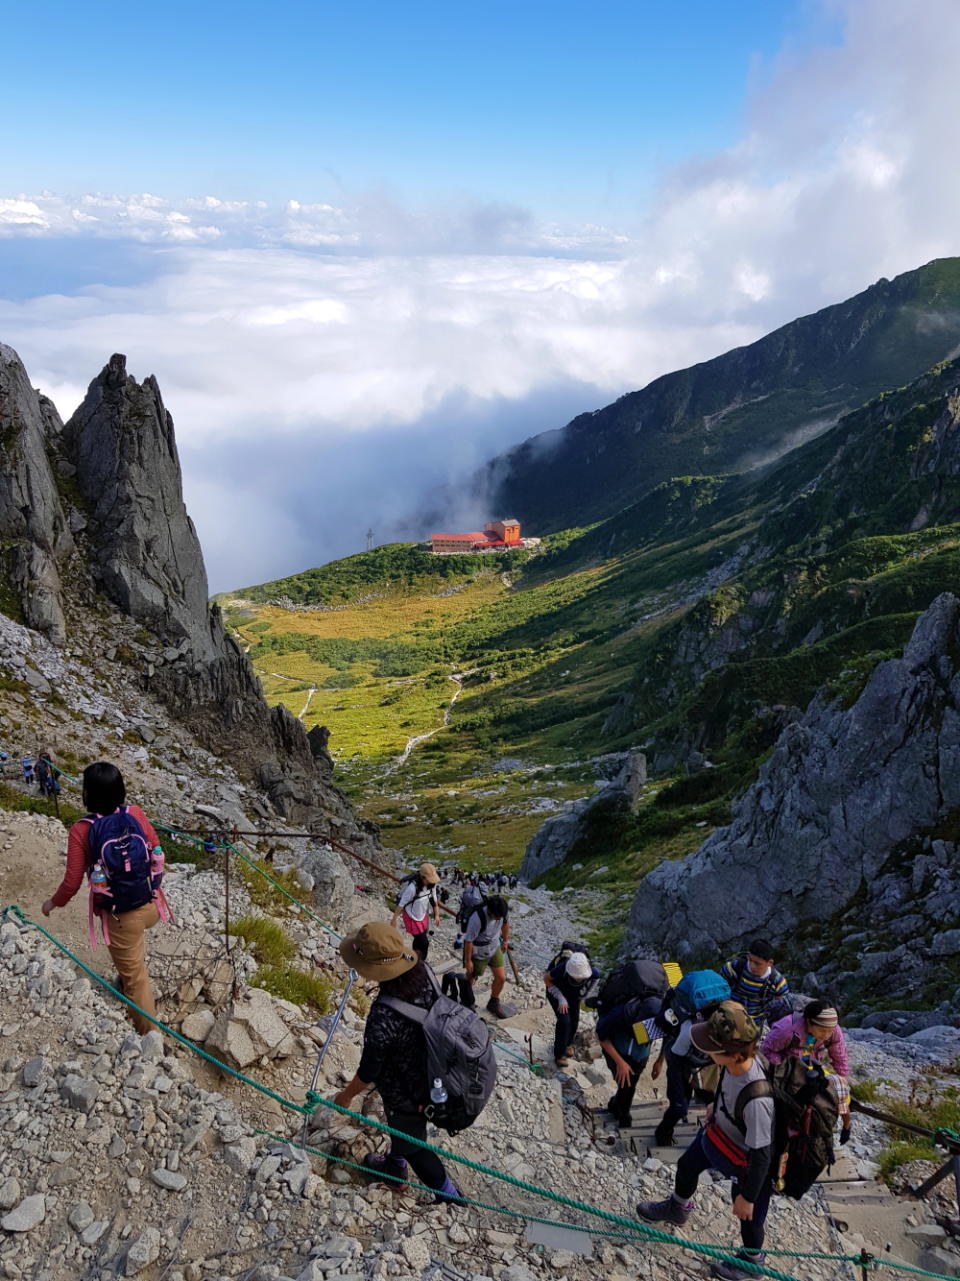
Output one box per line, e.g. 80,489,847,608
85,807,170,947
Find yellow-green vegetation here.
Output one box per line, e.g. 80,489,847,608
251,964,334,1014
0,782,85,828
227,914,296,967
237,857,309,913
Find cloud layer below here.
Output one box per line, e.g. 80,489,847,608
1,0,958,590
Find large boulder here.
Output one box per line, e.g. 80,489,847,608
205,987,300,1069
624,594,960,961
520,749,646,881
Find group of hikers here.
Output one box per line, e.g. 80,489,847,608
37,763,853,1280
449,867,519,891
0,749,61,796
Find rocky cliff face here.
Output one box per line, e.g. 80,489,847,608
624,593,960,967
0,344,75,644
0,344,377,848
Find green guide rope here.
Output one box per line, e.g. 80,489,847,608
5,906,960,1281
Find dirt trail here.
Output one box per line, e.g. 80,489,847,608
0,810,114,980
386,672,464,773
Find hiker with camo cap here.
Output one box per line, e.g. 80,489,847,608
638,1001,775,1281
334,922,464,1203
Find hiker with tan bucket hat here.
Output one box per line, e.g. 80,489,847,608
391,862,442,961
333,921,465,1202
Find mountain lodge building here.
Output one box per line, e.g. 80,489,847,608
429,519,525,555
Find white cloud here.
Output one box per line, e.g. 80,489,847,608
1,0,959,590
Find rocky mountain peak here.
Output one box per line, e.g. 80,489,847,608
62,353,216,662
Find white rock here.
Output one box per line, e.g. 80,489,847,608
1,1194,46,1232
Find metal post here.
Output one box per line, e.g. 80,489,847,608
223,841,231,955
301,969,358,1148
857,1248,873,1281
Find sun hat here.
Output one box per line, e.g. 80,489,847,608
418,862,440,884
689,1000,760,1054
565,952,592,982
339,922,417,981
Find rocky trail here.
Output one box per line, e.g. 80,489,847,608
3,791,960,1281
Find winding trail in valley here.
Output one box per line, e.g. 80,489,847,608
385,672,465,774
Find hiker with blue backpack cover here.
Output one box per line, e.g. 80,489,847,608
41,762,172,1034
651,969,731,1147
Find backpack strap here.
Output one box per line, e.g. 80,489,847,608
378,995,427,1024
732,1078,775,1131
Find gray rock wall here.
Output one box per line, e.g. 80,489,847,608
0,345,74,643
625,593,960,960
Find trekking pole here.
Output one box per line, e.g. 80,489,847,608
506,944,523,988
301,969,358,1148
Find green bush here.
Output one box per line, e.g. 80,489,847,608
228,915,296,966
251,964,334,1014
237,857,308,912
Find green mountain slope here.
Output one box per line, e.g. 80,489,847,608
487,257,960,532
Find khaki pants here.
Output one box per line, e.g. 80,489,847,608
107,902,160,1034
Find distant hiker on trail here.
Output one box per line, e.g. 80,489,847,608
455,876,485,946
334,922,465,1203
35,751,60,797
21,757,34,785
721,939,789,1028
391,862,442,961
638,1002,775,1281
544,948,599,1068
651,968,731,1147
41,762,171,1035
463,894,511,1019
763,1000,852,1143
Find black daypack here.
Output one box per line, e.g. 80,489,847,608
595,959,669,1013
440,969,476,1009
548,939,591,972
379,970,496,1134
722,1057,839,1199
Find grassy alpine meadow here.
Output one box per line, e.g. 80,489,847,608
224,368,960,950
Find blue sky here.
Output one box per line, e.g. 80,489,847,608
3,1,830,217
1,1,957,590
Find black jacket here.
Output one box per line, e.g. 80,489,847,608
358,966,437,1115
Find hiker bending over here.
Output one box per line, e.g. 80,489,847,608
544,950,598,1068
41,762,169,1035
463,894,510,1019
597,996,661,1127
334,923,463,1202
763,1000,851,1143
651,969,731,1147
391,862,441,961
638,1002,774,1281
721,938,789,1029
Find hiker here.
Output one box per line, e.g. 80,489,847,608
721,939,789,1028
463,894,511,1019
638,1002,775,1281
34,755,51,794
544,950,599,1068
333,922,464,1202
40,762,169,1035
651,969,731,1147
21,757,34,785
763,1000,852,1143
391,862,442,961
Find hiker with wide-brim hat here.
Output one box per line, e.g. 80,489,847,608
638,1001,775,1281
390,862,442,962
333,922,463,1203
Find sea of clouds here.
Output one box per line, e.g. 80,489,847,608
1,0,958,590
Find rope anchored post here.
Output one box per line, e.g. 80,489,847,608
856,1248,874,1281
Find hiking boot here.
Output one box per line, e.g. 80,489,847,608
653,1120,675,1147
555,1056,570,1068
434,1175,466,1205
361,1152,408,1184
486,998,509,1020
708,1251,766,1279
636,1196,693,1227
564,1044,576,1058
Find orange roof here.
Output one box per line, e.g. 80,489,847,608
431,532,485,541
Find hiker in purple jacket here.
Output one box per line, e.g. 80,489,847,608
762,1001,852,1143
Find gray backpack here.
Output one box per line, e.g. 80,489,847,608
379,970,497,1134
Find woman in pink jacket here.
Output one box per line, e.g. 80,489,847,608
762,1001,852,1144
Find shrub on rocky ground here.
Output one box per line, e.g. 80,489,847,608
228,914,296,967
252,963,335,1013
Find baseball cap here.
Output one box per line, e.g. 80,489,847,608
689,1000,760,1054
